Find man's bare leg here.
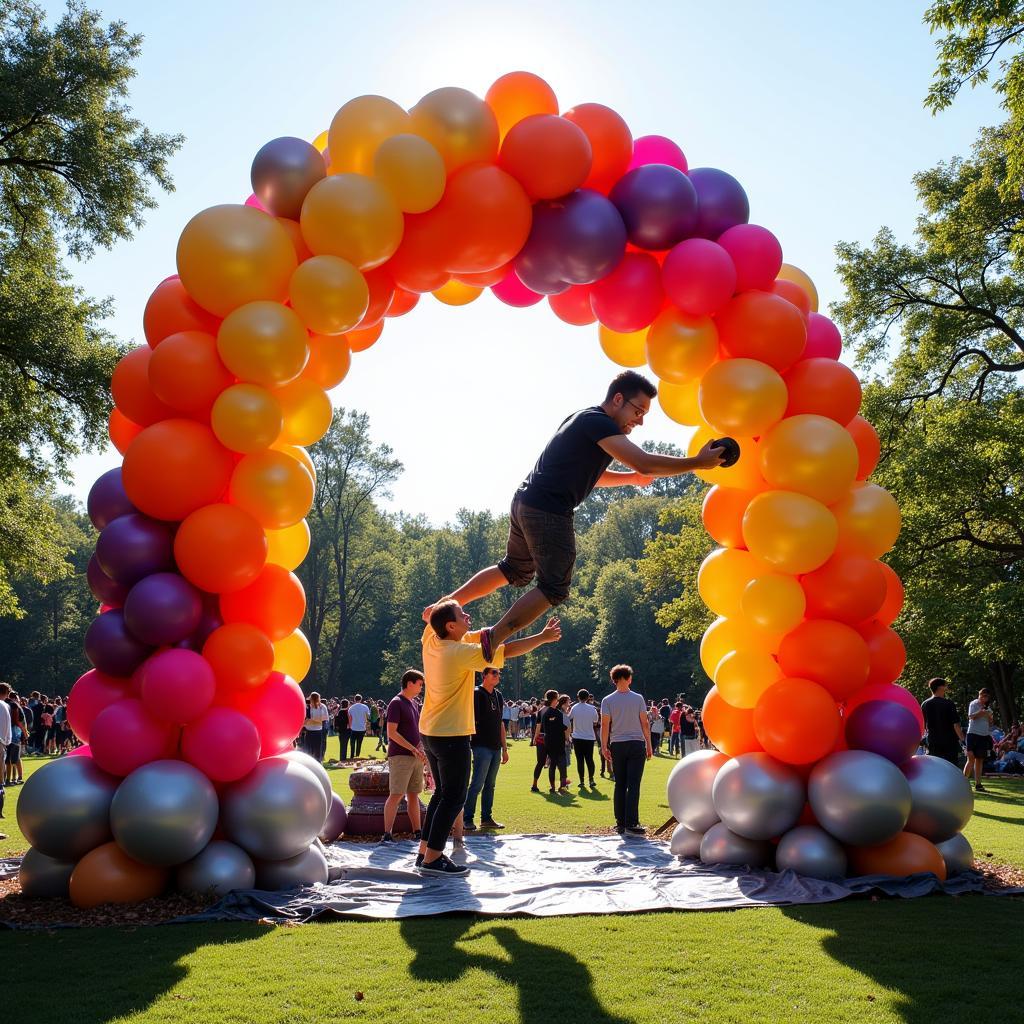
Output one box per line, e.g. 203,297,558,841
488,587,554,648
423,565,509,620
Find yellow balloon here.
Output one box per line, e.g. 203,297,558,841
271,440,316,482
700,616,780,679
742,490,838,574
688,428,764,491
697,548,769,619
409,87,500,172
274,378,333,446
288,255,368,336
266,520,311,572
777,263,819,312
759,414,859,505
645,309,718,384
229,450,315,530
373,133,447,214
299,174,404,270
328,95,410,176
433,280,483,306
176,205,297,318
658,379,704,426
714,649,782,709
217,301,309,387
312,130,329,154
273,628,312,682
599,325,648,368
211,384,282,453
698,359,787,437
302,334,351,390
741,574,806,634
832,482,901,558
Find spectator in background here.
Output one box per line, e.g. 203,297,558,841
921,678,964,765
508,699,521,740
335,699,352,760
681,705,700,756
303,692,329,762
569,689,599,789
27,691,41,754
0,683,11,830
380,670,427,844
464,667,508,831
668,701,683,757
600,665,652,837
532,689,570,793
964,688,995,792
348,695,371,757
6,693,24,784
649,703,666,754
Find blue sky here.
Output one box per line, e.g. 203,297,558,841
49,0,1003,523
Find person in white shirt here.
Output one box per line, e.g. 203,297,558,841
569,689,600,790
347,696,371,757
303,692,330,763
508,700,521,740
0,683,11,836
964,687,995,792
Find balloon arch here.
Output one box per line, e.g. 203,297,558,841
17,73,974,904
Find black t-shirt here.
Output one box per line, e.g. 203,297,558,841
541,706,567,749
472,686,504,749
922,695,960,748
680,714,697,740
517,407,621,514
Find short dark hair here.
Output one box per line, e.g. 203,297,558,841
401,669,424,689
577,688,590,701
979,688,991,697
610,664,633,682
928,678,948,694
544,688,558,704
0,683,9,698
430,599,460,640
605,371,657,404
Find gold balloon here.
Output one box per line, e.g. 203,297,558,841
409,87,500,172
697,547,769,619
273,629,313,682
275,378,333,446
688,428,764,491
211,383,283,453
645,309,718,384
217,301,309,387
289,255,369,336
266,520,311,572
777,263,819,312
832,482,902,558
741,574,806,634
373,133,447,214
759,414,859,505
700,616,780,679
433,280,483,306
599,325,648,368
328,95,411,176
742,490,838,574
312,130,329,154
271,440,316,482
229,450,315,530
698,358,787,437
658,379,704,426
715,649,783,709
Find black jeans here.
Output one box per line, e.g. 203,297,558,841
350,730,366,757
573,738,596,783
610,741,647,829
305,729,326,762
422,734,472,853
338,730,351,760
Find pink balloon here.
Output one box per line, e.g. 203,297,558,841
804,312,843,359
66,669,130,744
234,671,306,756
628,135,688,173
716,224,783,292
244,193,268,211
90,698,177,777
844,682,924,734
590,251,664,332
662,238,737,316
491,268,544,307
138,648,216,725
67,744,93,758
181,706,261,782
548,285,596,326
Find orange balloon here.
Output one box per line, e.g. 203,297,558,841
499,114,592,200
563,103,632,193
599,325,647,368
217,301,309,387
776,263,819,313
276,217,313,262
876,563,905,625
832,482,901,559
211,384,282,453
386,286,421,317
174,503,268,593
700,616,780,678
698,548,768,619
274,378,333,446
346,322,383,352
485,71,559,139
778,619,870,701
741,573,806,634
373,133,447,214
122,420,233,521
303,334,351,389
742,490,837,574
784,358,862,424
384,208,453,293
288,255,368,335
754,677,841,764
69,842,168,908
702,486,756,549
715,649,782,709
433,280,483,306
229,449,315,529
858,619,907,685
658,378,704,426
802,553,887,624
847,415,881,480
111,347,175,426
688,428,764,491
409,87,499,172
220,563,306,642
716,291,807,371
203,622,275,691
148,331,233,418
759,414,859,505
328,95,410,176
143,276,220,348
847,832,946,880
355,266,396,328
646,309,719,384
698,358,787,436
770,278,811,319
702,686,763,757
271,440,316,481
108,408,142,455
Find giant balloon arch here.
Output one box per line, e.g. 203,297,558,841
17,73,975,906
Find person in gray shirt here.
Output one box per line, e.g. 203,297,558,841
600,665,652,837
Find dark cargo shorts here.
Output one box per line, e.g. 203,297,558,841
497,495,576,606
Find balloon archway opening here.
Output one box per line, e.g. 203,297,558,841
21,73,973,906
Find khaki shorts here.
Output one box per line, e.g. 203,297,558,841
388,754,424,795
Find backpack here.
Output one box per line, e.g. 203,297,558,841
41,712,54,728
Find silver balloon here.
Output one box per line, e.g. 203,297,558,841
222,756,329,861
669,823,703,858
666,750,729,832
699,822,773,868
901,755,974,843
934,833,974,876
16,756,118,859
250,136,325,219
255,845,329,891
776,826,848,880
281,749,333,829
18,848,75,898
809,750,911,846
712,753,805,840
177,841,256,897
110,759,219,866
318,792,348,843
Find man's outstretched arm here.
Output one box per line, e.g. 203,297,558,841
502,617,562,659
599,435,725,477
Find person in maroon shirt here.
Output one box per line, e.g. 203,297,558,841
380,670,428,844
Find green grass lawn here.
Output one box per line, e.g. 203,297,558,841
3,742,1022,1024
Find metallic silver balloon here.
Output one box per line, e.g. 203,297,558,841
110,759,219,866
699,822,773,868
222,756,329,861
318,792,348,843
18,847,75,898
809,750,911,846
282,749,333,829
666,750,729,832
776,825,848,880
255,845,329,891
934,832,974,876
176,840,256,897
16,756,118,859
669,823,703,858
901,755,974,843
250,136,325,219
712,753,805,840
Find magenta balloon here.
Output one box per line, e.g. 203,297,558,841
138,648,216,725
689,168,750,239
89,697,176,777
95,513,174,586
845,700,922,764
87,554,129,607
590,251,663,332
66,669,130,743
181,707,261,782
85,609,153,677
662,238,737,316
716,224,783,292
628,135,688,173
123,572,203,646
87,468,136,531
66,744,92,758
492,267,546,306
845,682,925,733
804,313,843,359
609,165,699,250
234,672,306,756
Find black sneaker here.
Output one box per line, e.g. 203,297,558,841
531,785,540,792
413,830,422,841
614,825,625,835
625,825,646,837
415,853,424,867
463,821,479,832
420,855,469,876
480,819,505,829
378,832,395,844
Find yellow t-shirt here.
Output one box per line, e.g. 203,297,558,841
419,624,506,737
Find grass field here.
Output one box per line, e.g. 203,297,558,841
3,741,1022,1024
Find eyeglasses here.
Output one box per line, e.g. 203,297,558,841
624,397,647,417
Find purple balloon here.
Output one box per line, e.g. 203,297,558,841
123,572,203,646
609,164,699,250
87,554,129,607
689,168,750,240
174,594,224,652
251,136,325,220
87,468,136,531
845,700,922,765
85,610,153,677
95,513,174,587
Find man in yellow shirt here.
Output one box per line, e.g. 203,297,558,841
417,599,561,875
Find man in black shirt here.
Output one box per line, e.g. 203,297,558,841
463,667,509,831
921,677,964,764
424,371,725,660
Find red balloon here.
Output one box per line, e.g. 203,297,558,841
548,284,596,325
590,252,663,332
181,706,261,782
770,278,811,319
111,347,176,426
138,648,216,725
845,681,924,733
354,266,395,329
233,671,306,755
753,677,841,765
857,619,907,685
109,408,143,455
716,225,781,292
499,114,592,200
89,698,177,777
66,669,130,744
876,563,905,625
385,286,420,317
847,415,881,479
455,263,512,287
143,276,220,348
562,103,632,194
385,209,452,293
715,291,806,371
778,620,870,701
702,686,763,757
203,622,275,692
219,564,306,641
784,358,862,424
804,312,842,359
801,553,887,624
661,239,736,316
